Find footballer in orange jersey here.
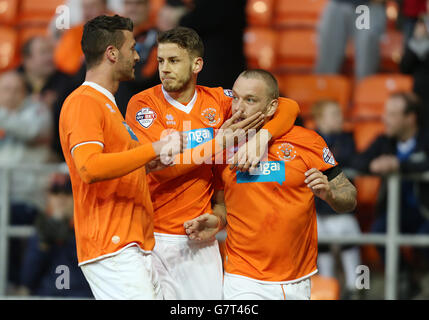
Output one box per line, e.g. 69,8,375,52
184,70,357,300
126,27,300,299
59,15,186,300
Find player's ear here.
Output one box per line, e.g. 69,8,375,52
192,57,203,74
106,45,118,63
265,99,279,118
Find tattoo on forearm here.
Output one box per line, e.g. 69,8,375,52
328,172,357,213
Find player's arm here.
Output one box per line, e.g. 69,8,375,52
262,98,300,140
184,190,227,241
72,131,186,184
305,167,357,213
232,98,300,171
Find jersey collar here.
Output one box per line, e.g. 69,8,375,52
161,85,197,114
82,81,118,107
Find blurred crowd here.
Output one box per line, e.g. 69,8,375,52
0,0,428,299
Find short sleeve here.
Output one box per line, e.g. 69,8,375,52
126,94,166,144
61,95,105,153
218,88,233,119
306,135,339,173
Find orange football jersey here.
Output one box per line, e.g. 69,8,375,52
59,82,155,265
126,85,232,235
217,126,338,282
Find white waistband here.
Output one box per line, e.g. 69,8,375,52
78,243,151,266
154,232,216,244
224,269,318,285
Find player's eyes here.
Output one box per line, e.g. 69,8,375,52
247,98,255,103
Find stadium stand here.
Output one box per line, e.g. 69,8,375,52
0,0,19,26
273,0,328,29
246,0,274,27
243,27,277,71
278,74,352,119
351,74,413,120
0,26,18,72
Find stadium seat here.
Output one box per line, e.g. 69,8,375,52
18,0,65,27
0,26,18,72
353,120,385,153
244,27,278,71
353,121,384,230
18,26,50,51
149,0,165,26
310,275,340,300
273,0,328,29
380,29,404,72
276,29,318,72
278,74,352,118
351,74,413,120
0,0,19,25
246,0,274,27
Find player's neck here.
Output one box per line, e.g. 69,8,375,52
85,67,119,96
166,81,196,105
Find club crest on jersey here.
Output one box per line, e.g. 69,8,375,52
136,107,157,129
223,89,234,98
276,143,297,162
323,147,336,166
201,107,221,126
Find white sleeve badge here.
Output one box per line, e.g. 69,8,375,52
136,107,157,129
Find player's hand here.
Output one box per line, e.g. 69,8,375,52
146,156,175,173
153,130,187,165
229,129,271,172
183,213,220,241
215,111,265,149
305,168,333,202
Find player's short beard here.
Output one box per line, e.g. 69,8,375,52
163,66,193,93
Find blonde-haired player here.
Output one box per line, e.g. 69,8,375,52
184,69,357,300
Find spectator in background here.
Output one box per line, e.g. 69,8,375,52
400,13,429,127
18,36,74,111
352,92,429,297
0,71,53,291
311,100,362,300
115,0,160,115
315,0,387,80
17,174,93,298
399,0,428,46
54,0,110,76
18,36,77,162
159,0,247,89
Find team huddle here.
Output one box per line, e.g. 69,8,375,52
59,15,357,300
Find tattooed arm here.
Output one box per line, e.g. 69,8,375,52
305,168,357,213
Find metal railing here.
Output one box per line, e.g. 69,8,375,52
0,164,429,299
0,163,68,298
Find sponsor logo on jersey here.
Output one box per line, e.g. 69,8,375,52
201,107,221,126
323,147,336,166
236,161,285,185
184,127,214,149
165,113,176,126
223,89,234,98
136,107,157,128
276,143,297,162
122,122,139,141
